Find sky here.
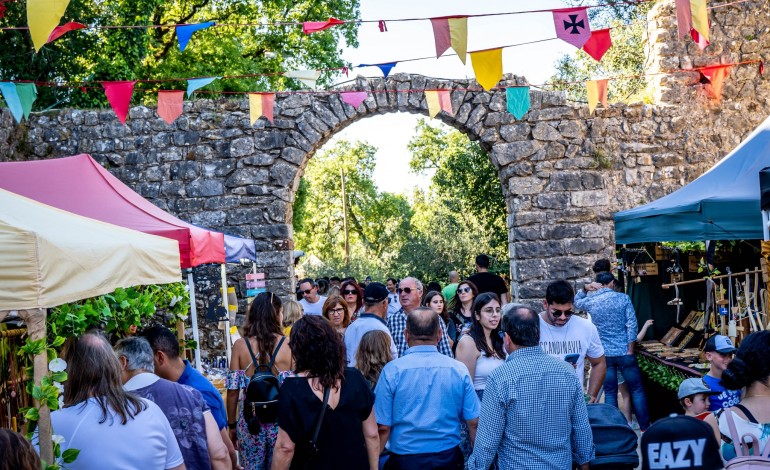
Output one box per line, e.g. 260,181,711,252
322,0,577,194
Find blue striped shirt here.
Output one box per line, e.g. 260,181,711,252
574,288,638,357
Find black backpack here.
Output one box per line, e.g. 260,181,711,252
243,336,285,435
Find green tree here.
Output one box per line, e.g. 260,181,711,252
0,0,360,109
292,140,412,279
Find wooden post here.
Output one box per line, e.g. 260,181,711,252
341,168,350,275
19,308,53,465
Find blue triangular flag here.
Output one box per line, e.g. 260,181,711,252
0,82,24,123
506,86,530,120
186,77,220,97
358,62,398,78
176,21,215,52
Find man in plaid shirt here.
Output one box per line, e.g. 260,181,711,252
468,305,594,470
387,276,454,357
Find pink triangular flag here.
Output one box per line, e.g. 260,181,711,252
430,18,451,58
341,91,367,108
102,81,136,125
674,0,692,39
157,90,184,125
303,17,344,34
582,28,612,62
47,22,86,43
437,90,453,116
553,7,592,49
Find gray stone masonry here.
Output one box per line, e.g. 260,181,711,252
1,0,769,355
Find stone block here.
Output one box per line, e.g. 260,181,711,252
514,211,547,226
252,224,290,240
558,120,586,139
228,208,263,225
513,227,540,241
271,160,297,187
191,210,227,227
202,160,236,178
281,147,305,165
546,256,592,279
516,259,547,281
548,172,582,191
187,179,224,197
532,122,562,141
204,196,241,210
581,172,604,190
548,209,596,223
516,240,564,258
229,137,254,158
541,225,581,239
170,161,200,181
564,238,606,255
508,176,546,195
571,190,609,207
536,192,570,209
493,141,543,166
226,168,269,188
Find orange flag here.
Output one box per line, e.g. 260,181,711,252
249,93,275,124
157,90,184,125
586,79,608,114
700,65,730,100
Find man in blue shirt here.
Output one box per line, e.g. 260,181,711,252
468,305,594,470
575,271,651,431
375,307,479,469
143,326,240,470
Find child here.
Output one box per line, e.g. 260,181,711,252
702,335,741,411
282,299,304,336
678,378,719,419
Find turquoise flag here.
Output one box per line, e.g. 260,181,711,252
16,83,37,119
186,77,219,97
506,86,530,120
0,82,23,123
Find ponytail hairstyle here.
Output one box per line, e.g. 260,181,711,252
721,330,770,390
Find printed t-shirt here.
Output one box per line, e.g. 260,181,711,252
299,296,327,316
703,374,742,411
539,314,604,390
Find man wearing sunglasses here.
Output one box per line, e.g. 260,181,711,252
539,280,606,404
575,272,650,431
386,277,454,357
297,278,326,316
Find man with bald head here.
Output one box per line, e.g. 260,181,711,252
375,307,479,469
387,276,454,357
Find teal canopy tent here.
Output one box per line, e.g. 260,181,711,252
615,114,770,243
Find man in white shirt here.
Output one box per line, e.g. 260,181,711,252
344,282,398,365
297,277,326,315
539,280,606,402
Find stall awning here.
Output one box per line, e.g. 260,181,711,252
0,188,181,310
614,113,770,243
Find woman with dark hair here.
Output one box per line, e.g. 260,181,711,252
455,292,505,401
272,316,379,469
705,330,770,462
355,330,393,391
340,280,364,322
226,292,292,470
0,429,41,470
322,294,350,336
423,290,456,349
51,333,184,469
448,280,478,339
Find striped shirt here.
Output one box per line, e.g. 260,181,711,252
386,307,454,357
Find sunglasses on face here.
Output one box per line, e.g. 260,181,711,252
329,307,345,316
301,289,314,295
550,308,574,318
342,289,358,295
457,287,472,294
397,287,416,294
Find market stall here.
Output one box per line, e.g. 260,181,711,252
0,187,180,463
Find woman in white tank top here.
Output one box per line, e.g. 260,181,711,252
455,292,505,401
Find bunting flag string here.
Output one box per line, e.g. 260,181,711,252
586,79,609,114
27,0,70,51
249,92,275,124
553,7,592,49
506,86,530,120
582,29,612,62
157,90,184,124
430,16,468,65
303,17,344,35
176,21,215,52
471,48,503,92
0,82,24,123
102,81,135,125
47,21,85,43
425,90,453,118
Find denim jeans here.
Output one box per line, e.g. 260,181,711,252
604,354,651,430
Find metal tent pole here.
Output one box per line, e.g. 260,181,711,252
221,264,232,367
187,269,202,372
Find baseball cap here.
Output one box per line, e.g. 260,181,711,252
641,415,723,470
677,378,720,400
704,335,737,354
363,282,388,303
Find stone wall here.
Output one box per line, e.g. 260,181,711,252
1,0,770,354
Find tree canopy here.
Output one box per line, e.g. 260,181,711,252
0,0,360,109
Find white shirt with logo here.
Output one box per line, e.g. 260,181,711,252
539,314,604,390
299,295,327,316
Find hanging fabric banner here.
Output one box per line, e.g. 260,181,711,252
186,77,219,97
15,83,38,119
690,0,709,43
249,93,275,124
157,90,184,125
27,0,70,51
470,48,503,92
506,87,530,120
358,62,397,78
701,65,730,100
553,7,591,49
341,91,368,108
430,16,468,64
47,21,86,43
102,81,136,125
176,21,215,52
674,0,693,39
285,70,321,89
0,82,24,123
690,28,709,50
582,29,612,62
303,17,344,34
425,90,452,118
586,79,608,114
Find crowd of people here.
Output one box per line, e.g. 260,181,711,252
2,254,770,470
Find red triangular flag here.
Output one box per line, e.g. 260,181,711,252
701,65,730,100
260,93,275,123
582,28,612,62
47,22,86,43
303,17,344,34
102,81,136,125
157,90,184,125
341,91,368,109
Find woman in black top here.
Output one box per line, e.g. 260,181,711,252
448,280,478,341
272,316,379,470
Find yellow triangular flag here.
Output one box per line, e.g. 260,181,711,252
586,81,599,114
249,94,263,125
470,48,503,92
690,0,709,42
27,0,71,52
448,17,468,65
425,90,441,118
